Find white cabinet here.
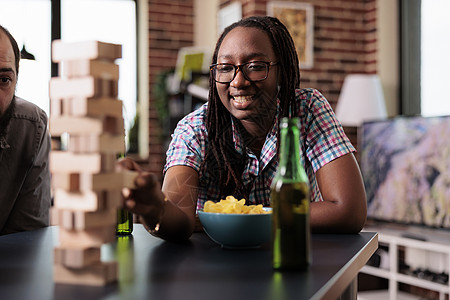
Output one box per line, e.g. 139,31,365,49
359,224,450,300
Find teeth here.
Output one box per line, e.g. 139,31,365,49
233,96,252,103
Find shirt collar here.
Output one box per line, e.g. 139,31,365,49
231,117,244,154
259,99,280,164
230,99,280,160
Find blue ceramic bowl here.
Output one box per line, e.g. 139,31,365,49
198,208,272,249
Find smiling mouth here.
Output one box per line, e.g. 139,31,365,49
232,95,253,104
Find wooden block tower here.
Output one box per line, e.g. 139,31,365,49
49,40,135,286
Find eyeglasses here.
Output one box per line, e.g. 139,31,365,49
210,61,278,83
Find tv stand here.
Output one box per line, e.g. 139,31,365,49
359,223,450,300
400,232,428,242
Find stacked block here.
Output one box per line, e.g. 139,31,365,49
49,40,136,286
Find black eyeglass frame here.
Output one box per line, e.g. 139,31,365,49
210,61,278,83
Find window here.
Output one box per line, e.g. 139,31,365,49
0,0,52,114
401,0,450,117
61,0,137,138
421,0,450,116
1,0,139,152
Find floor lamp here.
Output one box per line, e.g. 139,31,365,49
335,74,388,154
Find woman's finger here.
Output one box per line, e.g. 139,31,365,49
134,172,159,189
124,198,159,217
117,157,142,172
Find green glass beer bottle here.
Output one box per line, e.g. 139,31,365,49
271,117,311,270
116,153,133,235
117,208,133,235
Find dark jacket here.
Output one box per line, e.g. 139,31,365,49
0,97,51,235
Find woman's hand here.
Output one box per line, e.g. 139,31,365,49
117,158,166,229
117,158,199,241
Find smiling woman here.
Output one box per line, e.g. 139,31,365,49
212,26,279,157
118,16,367,244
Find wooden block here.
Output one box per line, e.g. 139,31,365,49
53,189,106,212
68,134,125,154
52,172,88,191
52,173,85,191
51,97,123,118
52,170,137,192
53,189,121,212
100,79,119,99
52,173,80,191
71,97,123,118
53,261,117,286
60,209,74,229
50,151,102,173
74,209,117,230
50,152,118,173
49,76,118,100
49,115,124,136
52,40,122,63
58,209,117,230
92,170,138,190
103,116,124,135
50,98,65,117
50,207,59,226
61,59,119,80
58,226,116,248
49,76,96,100
51,136,62,150
54,246,101,268
50,116,102,135
101,153,119,173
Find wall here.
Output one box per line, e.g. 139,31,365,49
147,0,195,174
377,0,399,116
194,0,219,48
146,0,398,175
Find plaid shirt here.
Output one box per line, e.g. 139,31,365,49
164,88,355,211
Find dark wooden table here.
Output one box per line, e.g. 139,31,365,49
0,225,377,300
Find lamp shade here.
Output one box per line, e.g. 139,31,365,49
335,74,387,127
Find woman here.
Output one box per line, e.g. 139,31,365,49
120,16,367,242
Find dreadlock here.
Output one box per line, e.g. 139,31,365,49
200,16,300,200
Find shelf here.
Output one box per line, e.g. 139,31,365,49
358,290,421,300
395,273,450,293
363,265,450,292
361,265,390,279
360,224,450,299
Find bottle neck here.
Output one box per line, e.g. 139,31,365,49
277,118,307,182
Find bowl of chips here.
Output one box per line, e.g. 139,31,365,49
198,196,272,249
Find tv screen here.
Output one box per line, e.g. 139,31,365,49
359,115,450,229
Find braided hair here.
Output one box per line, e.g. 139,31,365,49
200,16,300,200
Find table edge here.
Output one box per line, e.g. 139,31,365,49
312,232,379,300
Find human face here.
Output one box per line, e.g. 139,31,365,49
0,31,17,115
215,27,278,128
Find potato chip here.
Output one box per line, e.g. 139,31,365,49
203,196,270,214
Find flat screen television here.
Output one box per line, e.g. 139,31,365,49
359,115,450,230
